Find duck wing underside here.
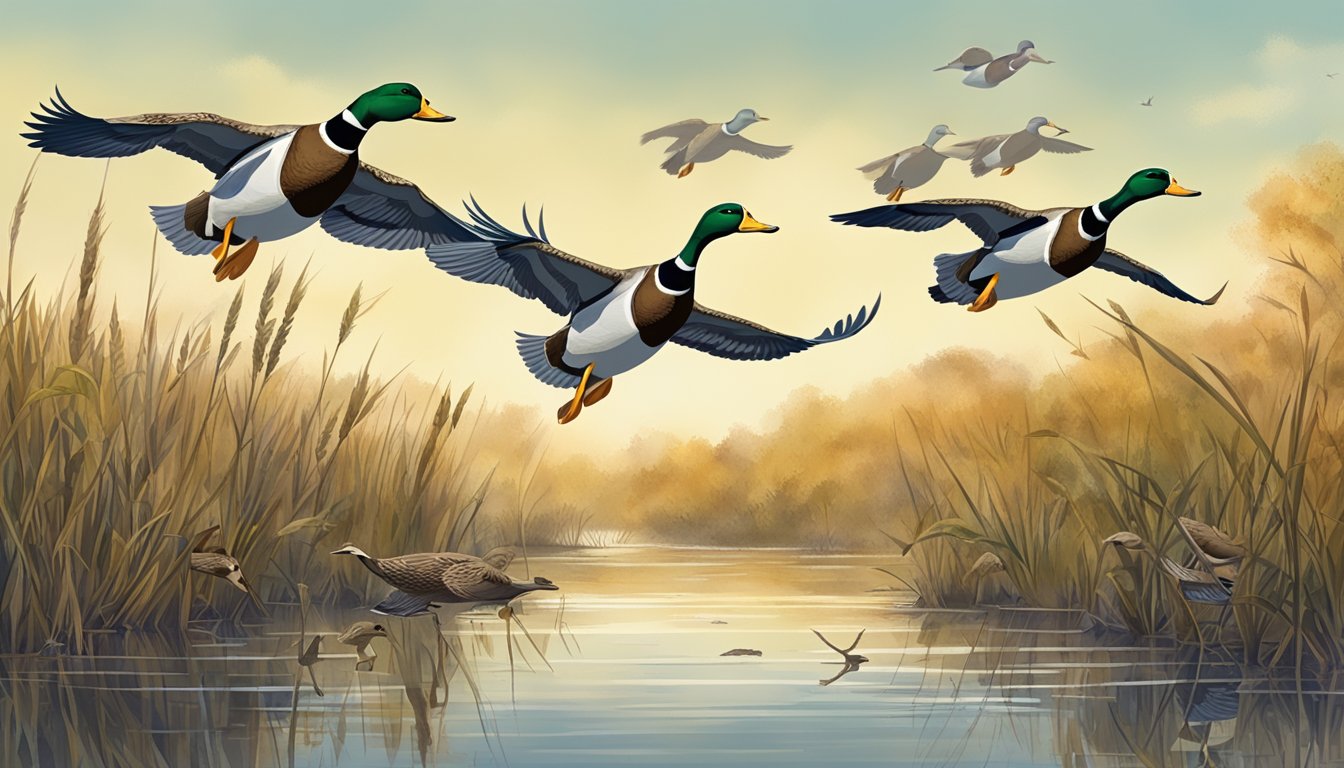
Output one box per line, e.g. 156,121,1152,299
1093,249,1225,305
425,200,629,315
718,132,792,160
22,88,297,175
670,296,880,361
831,198,1047,246
640,118,711,147
1038,136,1093,154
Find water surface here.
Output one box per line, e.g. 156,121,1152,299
4,547,1341,766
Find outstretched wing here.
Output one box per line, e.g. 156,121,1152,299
1039,137,1093,154
722,133,792,160
831,198,1046,246
22,88,296,175
640,119,710,146
939,134,1005,161
671,296,880,361
1093,249,1225,305
424,199,628,316
319,164,480,250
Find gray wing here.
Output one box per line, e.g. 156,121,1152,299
480,546,516,571
376,552,473,593
319,164,481,250
22,88,296,175
670,296,880,361
1038,137,1093,154
424,200,629,316
441,559,513,600
640,119,710,146
722,133,792,160
939,134,1004,161
937,46,994,70
1178,518,1246,561
1093,249,1225,305
831,198,1046,246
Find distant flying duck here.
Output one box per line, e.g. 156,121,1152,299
940,116,1091,177
641,108,791,177
1140,97,1154,107
857,124,957,201
934,41,1053,88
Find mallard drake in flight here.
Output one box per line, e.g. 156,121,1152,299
641,109,791,177
330,544,558,617
941,116,1090,177
831,168,1223,312
935,41,1053,89
857,124,956,201
426,202,880,424
22,84,463,281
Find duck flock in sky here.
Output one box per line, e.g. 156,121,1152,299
20,41,1223,424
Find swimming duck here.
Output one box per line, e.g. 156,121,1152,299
426,202,880,424
857,124,956,201
336,620,387,671
935,41,1053,89
641,109,791,177
1102,528,1236,606
330,544,559,617
831,168,1223,312
22,84,462,281
941,116,1091,177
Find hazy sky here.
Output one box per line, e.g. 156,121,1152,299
2,1,1341,449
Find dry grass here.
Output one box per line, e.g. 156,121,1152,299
0,174,537,652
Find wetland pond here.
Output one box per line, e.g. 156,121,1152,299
4,547,1342,766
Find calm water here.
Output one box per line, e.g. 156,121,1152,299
4,547,1343,767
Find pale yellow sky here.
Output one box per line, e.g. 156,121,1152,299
3,9,1341,450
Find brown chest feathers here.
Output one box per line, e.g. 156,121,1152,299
1048,209,1107,277
280,125,358,217
632,267,694,346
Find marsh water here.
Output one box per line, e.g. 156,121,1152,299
5,547,1344,767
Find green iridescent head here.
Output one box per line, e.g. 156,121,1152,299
348,83,454,126
675,203,778,266
1121,168,1200,201
695,203,779,238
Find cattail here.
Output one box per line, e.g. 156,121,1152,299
338,284,362,346
176,332,190,374
107,302,124,379
6,156,38,311
217,285,244,372
251,265,282,379
415,388,454,482
266,266,309,379
339,367,371,442
315,411,338,461
68,183,107,358
451,384,473,430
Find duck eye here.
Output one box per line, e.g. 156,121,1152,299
401,88,411,95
